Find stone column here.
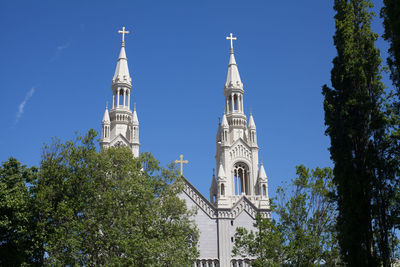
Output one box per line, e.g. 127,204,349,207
112,93,115,109
127,89,130,109
123,88,126,107
117,89,120,107
231,94,234,112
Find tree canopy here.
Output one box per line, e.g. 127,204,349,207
233,165,340,266
0,130,198,266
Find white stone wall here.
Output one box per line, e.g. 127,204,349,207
180,193,219,260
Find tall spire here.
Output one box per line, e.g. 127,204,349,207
112,27,131,85
225,33,242,89
101,27,140,158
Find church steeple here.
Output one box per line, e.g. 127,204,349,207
225,33,243,90
212,33,269,210
112,27,131,86
100,27,140,157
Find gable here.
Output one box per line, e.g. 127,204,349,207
110,134,130,147
182,177,217,219
229,138,252,162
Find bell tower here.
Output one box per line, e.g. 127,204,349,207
100,27,140,157
210,34,269,209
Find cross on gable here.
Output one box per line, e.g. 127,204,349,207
175,154,189,176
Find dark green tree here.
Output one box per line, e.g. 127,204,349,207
0,158,43,266
36,130,199,266
322,0,392,265
381,0,400,90
381,0,400,234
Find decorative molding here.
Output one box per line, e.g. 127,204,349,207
182,177,217,219
182,177,269,220
229,143,251,161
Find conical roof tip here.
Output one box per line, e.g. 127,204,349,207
258,164,267,180
225,52,242,89
112,46,131,84
221,113,229,128
102,107,110,122
132,109,139,124
248,113,256,129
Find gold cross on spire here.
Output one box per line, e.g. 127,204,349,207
226,33,237,50
118,26,130,45
175,154,188,176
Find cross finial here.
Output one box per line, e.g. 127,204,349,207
175,154,189,176
226,33,237,51
118,26,130,46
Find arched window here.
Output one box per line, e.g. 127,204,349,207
233,162,249,195
262,184,266,196
234,94,238,111
221,184,225,196
119,89,124,107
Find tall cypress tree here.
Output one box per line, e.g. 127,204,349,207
322,0,385,265
380,0,400,263
381,0,400,90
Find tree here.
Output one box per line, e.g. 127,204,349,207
381,0,400,231
233,214,284,267
0,158,43,266
36,130,199,266
322,0,393,265
233,165,339,266
381,0,400,90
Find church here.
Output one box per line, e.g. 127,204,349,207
100,27,271,267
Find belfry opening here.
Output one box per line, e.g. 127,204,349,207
233,162,249,195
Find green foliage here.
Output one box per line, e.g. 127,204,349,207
233,165,339,266
0,157,43,266
35,129,198,266
233,213,284,267
323,0,399,265
381,0,400,90
276,166,340,266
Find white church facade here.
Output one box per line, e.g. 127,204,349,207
101,28,270,267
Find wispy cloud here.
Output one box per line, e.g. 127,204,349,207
50,42,70,62
14,87,35,125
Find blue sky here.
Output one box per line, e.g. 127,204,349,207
0,0,390,199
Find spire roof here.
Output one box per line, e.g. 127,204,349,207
217,162,226,179
225,33,242,89
132,108,139,124
258,163,267,180
102,106,110,123
112,45,131,84
248,113,256,129
221,113,229,128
